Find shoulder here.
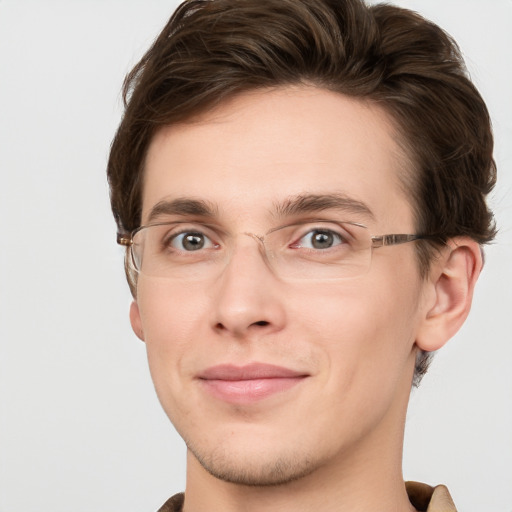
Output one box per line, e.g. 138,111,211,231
157,492,184,512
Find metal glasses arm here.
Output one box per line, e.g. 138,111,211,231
371,234,425,248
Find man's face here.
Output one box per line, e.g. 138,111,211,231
131,87,430,485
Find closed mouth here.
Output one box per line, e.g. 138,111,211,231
197,363,309,403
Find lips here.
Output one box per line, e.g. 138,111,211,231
198,363,308,404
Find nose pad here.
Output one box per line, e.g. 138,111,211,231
242,231,264,249
242,231,275,272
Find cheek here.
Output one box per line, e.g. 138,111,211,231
137,278,209,341
290,269,421,391
135,278,210,397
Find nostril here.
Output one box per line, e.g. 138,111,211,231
214,320,270,333
253,320,269,327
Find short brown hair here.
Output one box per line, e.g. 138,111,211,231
107,0,496,384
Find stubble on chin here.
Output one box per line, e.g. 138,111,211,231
187,441,318,487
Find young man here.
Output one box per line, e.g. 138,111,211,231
107,1,496,510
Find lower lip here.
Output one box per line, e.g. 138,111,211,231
200,377,305,404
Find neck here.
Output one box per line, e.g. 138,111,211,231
185,452,414,512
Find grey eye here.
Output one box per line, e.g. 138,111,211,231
299,229,344,250
172,232,212,251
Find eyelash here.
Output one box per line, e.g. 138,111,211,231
162,228,217,251
159,223,353,253
291,228,346,249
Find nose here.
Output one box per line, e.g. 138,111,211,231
210,236,286,338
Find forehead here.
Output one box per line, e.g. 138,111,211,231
142,87,414,230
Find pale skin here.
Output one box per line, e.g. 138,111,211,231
129,87,482,512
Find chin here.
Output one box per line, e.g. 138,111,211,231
187,440,319,487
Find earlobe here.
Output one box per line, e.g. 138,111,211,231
129,300,146,342
416,238,482,352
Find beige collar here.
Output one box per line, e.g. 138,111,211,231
158,482,457,512
406,481,457,512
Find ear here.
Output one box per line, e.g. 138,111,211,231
416,238,483,352
129,300,146,342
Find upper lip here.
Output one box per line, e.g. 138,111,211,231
198,363,308,381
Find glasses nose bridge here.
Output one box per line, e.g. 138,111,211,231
225,231,273,270
241,230,270,256
242,230,264,245
209,231,278,283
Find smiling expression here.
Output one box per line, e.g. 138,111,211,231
130,86,430,486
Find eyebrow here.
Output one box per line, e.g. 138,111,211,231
145,193,374,224
146,197,218,223
272,193,375,221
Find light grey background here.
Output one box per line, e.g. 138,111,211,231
0,1,510,511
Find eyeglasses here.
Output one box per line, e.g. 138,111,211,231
117,219,430,281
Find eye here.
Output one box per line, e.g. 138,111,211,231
296,229,345,250
169,231,215,251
